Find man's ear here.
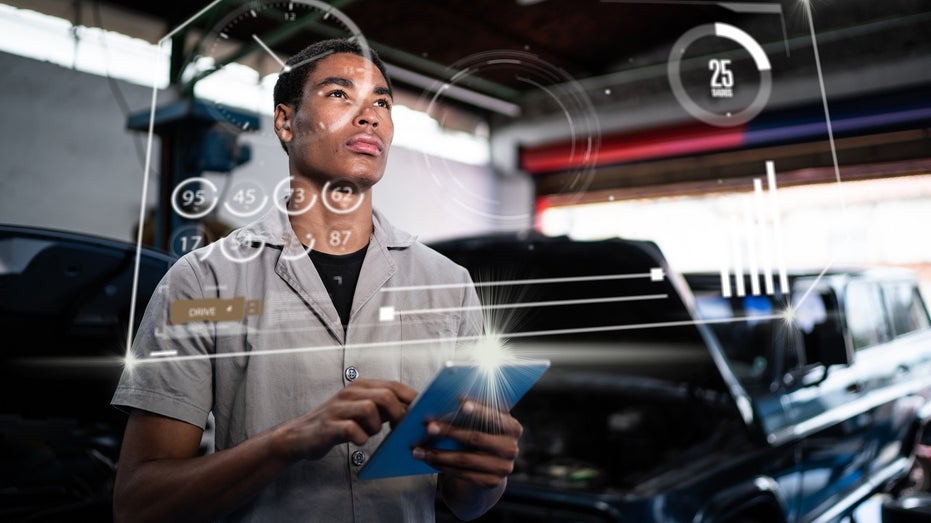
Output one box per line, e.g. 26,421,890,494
274,103,294,143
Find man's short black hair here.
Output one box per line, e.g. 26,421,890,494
273,39,392,153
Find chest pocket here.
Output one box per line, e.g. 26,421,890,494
400,314,459,391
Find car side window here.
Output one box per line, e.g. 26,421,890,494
791,283,840,368
882,282,931,337
845,281,891,350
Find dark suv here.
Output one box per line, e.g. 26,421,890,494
0,224,176,522
429,232,931,523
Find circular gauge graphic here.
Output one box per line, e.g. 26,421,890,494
169,224,215,260
223,179,269,219
273,176,318,216
321,180,365,214
187,0,370,133
416,50,601,223
171,177,220,219
668,23,772,127
280,232,317,261
218,233,266,264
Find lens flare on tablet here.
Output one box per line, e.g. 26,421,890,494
474,330,512,374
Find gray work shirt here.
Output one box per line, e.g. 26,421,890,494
112,206,483,522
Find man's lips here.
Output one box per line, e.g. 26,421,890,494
346,134,384,156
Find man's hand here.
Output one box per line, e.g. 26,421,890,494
412,400,522,486
275,379,418,461
412,399,522,519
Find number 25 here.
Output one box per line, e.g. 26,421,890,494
709,59,734,88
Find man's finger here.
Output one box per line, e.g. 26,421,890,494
331,399,384,435
341,384,415,423
443,401,523,437
371,379,419,404
413,446,515,482
424,422,520,459
348,379,418,404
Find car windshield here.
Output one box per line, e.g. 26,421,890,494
692,293,783,390
690,276,841,393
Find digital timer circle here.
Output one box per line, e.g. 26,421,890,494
321,180,365,214
171,177,220,220
218,233,265,263
169,224,214,259
280,232,317,261
273,176,318,216
667,23,772,127
223,180,269,219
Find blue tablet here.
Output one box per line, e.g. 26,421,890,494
358,359,551,480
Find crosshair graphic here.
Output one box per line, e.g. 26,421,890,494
187,0,371,134
416,50,601,223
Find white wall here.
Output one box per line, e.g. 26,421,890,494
376,146,534,242
0,51,157,242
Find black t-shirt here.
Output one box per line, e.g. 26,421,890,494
309,245,368,331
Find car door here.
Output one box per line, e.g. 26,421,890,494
777,278,877,522
863,278,931,485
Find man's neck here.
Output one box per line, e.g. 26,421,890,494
286,179,374,255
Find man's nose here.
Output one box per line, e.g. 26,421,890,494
354,105,379,128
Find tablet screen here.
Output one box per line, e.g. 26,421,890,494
358,359,550,480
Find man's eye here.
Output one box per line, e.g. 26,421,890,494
375,99,391,109
327,90,347,99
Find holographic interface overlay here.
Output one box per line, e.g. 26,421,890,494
127,0,855,400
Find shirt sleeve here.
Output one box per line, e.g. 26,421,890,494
110,256,215,429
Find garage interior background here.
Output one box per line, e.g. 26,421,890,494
1,0,930,298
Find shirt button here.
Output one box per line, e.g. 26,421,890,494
344,366,359,382
351,450,366,467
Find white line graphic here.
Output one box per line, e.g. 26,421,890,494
720,162,789,297
380,294,669,321
754,178,775,295
380,271,661,293
767,161,789,294
743,196,760,296
131,314,785,365
729,214,745,297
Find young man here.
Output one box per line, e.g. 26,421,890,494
111,39,521,522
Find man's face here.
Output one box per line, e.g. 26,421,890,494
279,53,394,190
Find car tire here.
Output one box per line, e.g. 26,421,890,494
882,494,931,522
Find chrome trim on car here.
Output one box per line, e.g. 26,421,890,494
767,377,931,446
810,456,910,523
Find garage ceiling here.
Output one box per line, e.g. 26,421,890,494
68,0,930,109
79,0,755,92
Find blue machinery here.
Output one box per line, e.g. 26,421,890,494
126,99,258,252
